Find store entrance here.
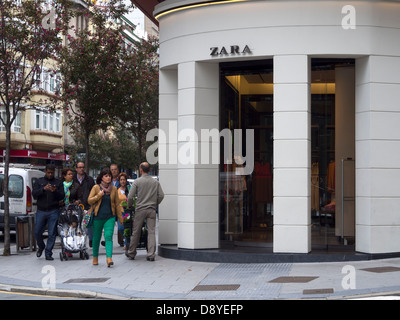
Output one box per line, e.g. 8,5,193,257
311,59,356,251
219,60,273,247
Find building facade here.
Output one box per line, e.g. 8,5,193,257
0,75,66,173
152,0,400,256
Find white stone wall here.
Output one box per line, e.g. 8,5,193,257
156,0,400,253
273,55,311,253
356,56,400,253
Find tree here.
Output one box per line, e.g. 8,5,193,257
57,0,131,172
118,36,159,170
0,0,71,255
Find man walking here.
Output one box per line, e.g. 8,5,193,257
73,162,95,211
110,163,120,188
126,162,164,261
33,164,64,260
73,162,95,246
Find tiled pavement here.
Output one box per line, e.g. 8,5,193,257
2,231,400,300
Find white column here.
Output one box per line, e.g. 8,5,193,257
177,61,219,249
273,55,311,253
158,68,178,245
356,56,400,253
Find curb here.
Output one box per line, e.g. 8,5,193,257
0,283,129,300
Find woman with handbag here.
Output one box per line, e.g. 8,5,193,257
88,168,123,267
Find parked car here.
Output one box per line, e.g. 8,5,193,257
0,164,45,231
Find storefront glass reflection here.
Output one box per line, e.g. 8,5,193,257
219,60,273,246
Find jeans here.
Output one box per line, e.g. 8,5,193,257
34,209,60,257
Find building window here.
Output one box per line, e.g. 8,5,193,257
43,111,48,130
56,113,60,132
34,68,61,94
49,112,54,131
35,110,41,129
14,112,21,132
34,109,62,133
0,109,22,133
0,110,5,132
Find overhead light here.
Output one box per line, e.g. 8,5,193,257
155,0,247,21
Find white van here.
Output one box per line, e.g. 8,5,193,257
0,164,45,231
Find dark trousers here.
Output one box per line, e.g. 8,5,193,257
34,209,59,257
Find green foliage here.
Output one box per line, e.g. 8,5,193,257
0,0,72,255
59,0,159,172
57,0,133,170
117,36,159,165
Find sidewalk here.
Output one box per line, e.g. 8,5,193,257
2,232,400,300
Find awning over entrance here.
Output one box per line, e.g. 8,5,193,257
131,0,164,26
1,149,69,161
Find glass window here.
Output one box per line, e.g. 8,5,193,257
56,113,60,132
49,112,54,131
219,60,273,246
32,177,39,189
0,110,5,131
0,110,21,132
43,112,47,130
310,58,355,250
35,110,41,129
13,112,21,132
0,175,23,198
43,71,49,92
50,76,55,92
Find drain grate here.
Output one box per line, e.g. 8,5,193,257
360,266,400,273
192,284,240,291
303,288,334,295
64,278,110,284
269,276,318,283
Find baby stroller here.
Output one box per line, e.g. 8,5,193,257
58,204,89,261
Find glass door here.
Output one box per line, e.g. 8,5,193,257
219,60,273,247
311,58,355,251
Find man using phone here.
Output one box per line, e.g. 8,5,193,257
32,164,64,260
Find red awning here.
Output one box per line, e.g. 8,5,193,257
131,0,165,27
1,149,69,161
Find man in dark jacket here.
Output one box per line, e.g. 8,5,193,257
73,162,95,211
32,164,64,260
73,162,95,245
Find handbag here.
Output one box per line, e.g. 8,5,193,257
83,209,93,228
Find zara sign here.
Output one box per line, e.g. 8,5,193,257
210,45,252,56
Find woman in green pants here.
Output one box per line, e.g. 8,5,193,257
88,168,123,267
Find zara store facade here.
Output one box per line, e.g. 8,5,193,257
153,0,400,256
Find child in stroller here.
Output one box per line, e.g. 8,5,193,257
58,204,89,261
